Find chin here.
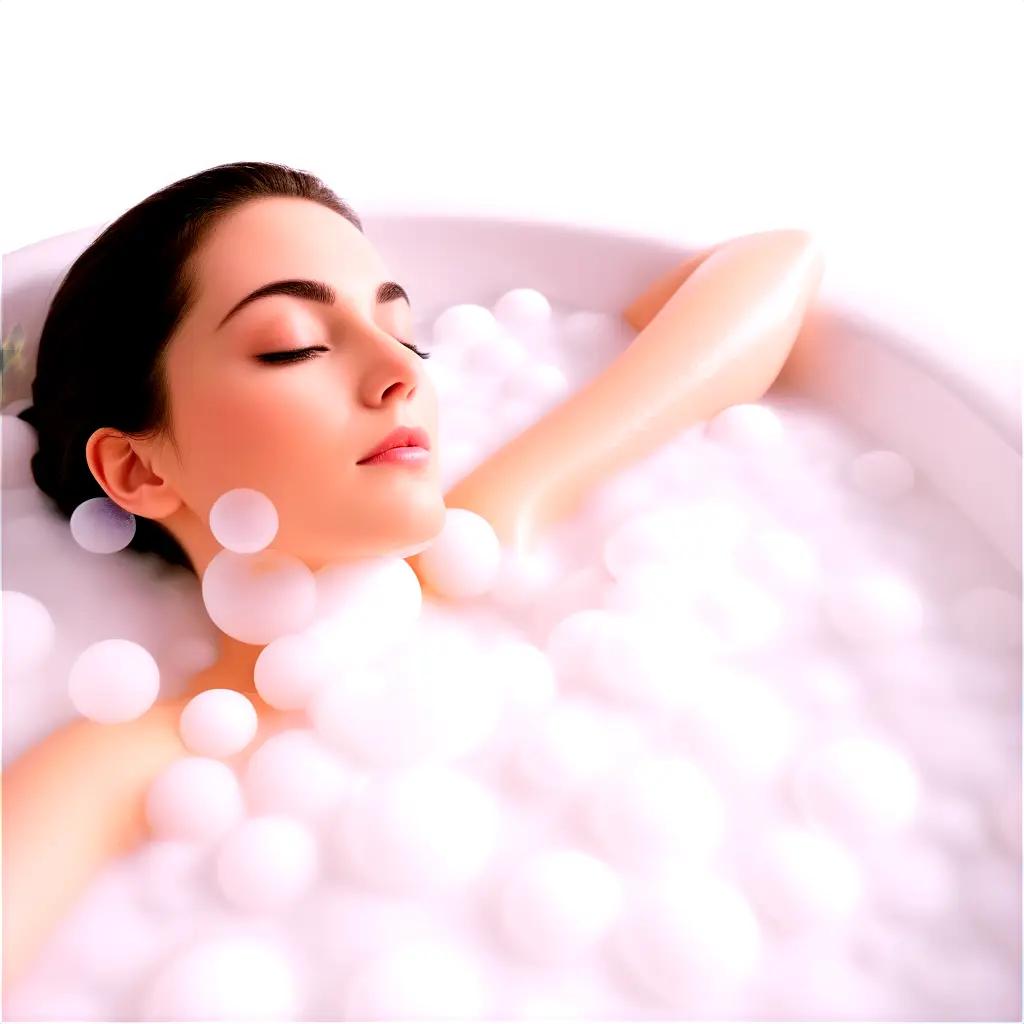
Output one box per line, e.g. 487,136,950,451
396,494,448,553
361,493,448,561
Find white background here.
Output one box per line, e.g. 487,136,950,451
2,0,1021,424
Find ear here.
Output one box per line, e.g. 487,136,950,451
84,427,183,519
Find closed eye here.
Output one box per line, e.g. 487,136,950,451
256,345,328,365
256,341,430,365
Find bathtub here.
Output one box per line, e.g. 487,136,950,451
2,211,1021,1021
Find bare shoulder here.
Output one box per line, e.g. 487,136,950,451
1,697,190,989
3,696,190,852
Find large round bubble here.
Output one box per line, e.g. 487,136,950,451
215,815,319,912
68,638,160,723
178,689,259,758
309,557,422,669
414,507,502,600
144,756,245,842
2,590,56,675
209,488,279,553
139,934,301,1021
201,549,317,645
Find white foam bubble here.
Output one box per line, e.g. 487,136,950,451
139,934,301,1021
7,288,1019,1022
431,303,502,359
706,402,786,449
414,507,502,599
209,487,279,554
492,287,552,338
244,728,362,826
178,688,259,758
330,765,500,892
581,754,726,868
824,566,927,645
253,631,335,711
2,590,56,675
201,548,317,645
749,826,865,927
144,756,245,842
613,871,762,1006
310,556,422,668
68,637,160,723
342,938,492,1020
215,815,319,912
495,847,623,963
69,496,136,553
793,734,921,835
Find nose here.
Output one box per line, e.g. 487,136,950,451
353,322,422,407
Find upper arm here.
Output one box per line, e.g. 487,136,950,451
621,244,725,332
425,231,822,563
2,699,188,990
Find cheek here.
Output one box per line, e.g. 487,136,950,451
174,369,358,505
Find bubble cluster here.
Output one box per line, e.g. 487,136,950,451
749,826,864,927
823,566,926,644
6,286,1019,1022
244,728,361,826
614,872,762,1006
330,765,500,892
793,735,921,834
495,847,623,962
581,754,726,868
342,939,491,1021
310,556,422,669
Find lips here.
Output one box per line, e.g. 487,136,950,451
358,425,431,463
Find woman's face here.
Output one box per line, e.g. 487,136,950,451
157,196,446,571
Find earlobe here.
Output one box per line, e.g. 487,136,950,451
84,427,182,519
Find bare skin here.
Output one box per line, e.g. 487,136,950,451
1,217,823,992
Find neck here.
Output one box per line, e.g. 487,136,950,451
180,633,263,698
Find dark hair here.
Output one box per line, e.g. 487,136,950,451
16,161,363,575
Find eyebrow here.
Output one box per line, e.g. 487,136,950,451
216,278,410,330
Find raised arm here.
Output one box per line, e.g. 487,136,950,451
408,229,824,583
1,698,188,991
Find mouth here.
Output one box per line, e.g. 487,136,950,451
357,425,431,465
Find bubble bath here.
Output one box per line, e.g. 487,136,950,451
3,281,1021,1020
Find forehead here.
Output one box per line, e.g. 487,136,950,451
189,196,387,315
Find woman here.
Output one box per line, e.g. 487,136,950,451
2,160,824,991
